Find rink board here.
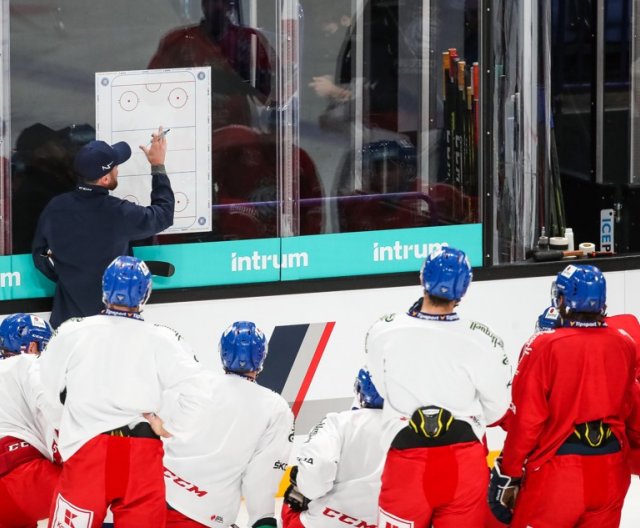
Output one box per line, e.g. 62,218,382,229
26,269,640,526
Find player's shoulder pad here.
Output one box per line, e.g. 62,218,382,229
366,313,400,339
377,312,399,324
311,411,344,434
304,416,330,444
266,395,294,436
271,387,294,413
52,316,86,336
467,320,505,350
608,313,640,327
13,353,38,370
323,411,342,424
253,381,293,412
518,330,555,360
612,327,639,353
342,406,375,423
60,316,85,327
151,323,186,342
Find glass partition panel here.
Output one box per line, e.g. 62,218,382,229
489,0,545,263
297,0,481,235
490,0,639,263
0,0,486,302
7,0,286,253
549,0,633,255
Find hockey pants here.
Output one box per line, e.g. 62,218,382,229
281,503,305,528
510,451,630,528
0,458,61,528
378,442,488,528
48,434,166,528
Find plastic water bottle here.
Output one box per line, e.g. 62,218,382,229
564,227,574,251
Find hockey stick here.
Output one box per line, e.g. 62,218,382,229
145,260,175,277
532,249,613,262
457,60,466,213
442,51,453,184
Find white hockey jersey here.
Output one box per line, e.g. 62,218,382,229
366,311,512,445
296,408,395,528
163,372,293,528
38,314,210,460
0,354,58,460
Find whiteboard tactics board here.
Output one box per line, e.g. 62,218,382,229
96,67,212,234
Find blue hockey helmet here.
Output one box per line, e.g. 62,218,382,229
219,321,268,373
362,139,416,170
354,368,384,409
420,247,472,301
361,139,417,193
535,305,561,332
552,264,606,314
102,256,152,308
0,313,53,356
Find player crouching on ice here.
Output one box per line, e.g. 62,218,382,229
490,264,640,528
0,313,61,528
281,368,396,528
39,256,209,527
162,321,294,528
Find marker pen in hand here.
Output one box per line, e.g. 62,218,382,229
148,128,170,146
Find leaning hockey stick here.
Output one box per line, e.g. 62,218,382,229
145,260,175,277
532,249,613,262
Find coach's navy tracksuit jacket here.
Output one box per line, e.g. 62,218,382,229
31,168,174,328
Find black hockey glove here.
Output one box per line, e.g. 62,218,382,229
284,484,311,512
283,466,311,512
488,456,521,525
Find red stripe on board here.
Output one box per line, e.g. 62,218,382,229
291,322,335,418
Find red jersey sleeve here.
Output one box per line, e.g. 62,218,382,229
501,334,550,477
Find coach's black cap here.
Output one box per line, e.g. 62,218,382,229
73,140,132,181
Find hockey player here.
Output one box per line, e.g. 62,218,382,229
162,320,294,528
281,368,396,528
39,256,209,528
537,304,640,375
491,264,639,528
366,247,512,527
0,313,61,527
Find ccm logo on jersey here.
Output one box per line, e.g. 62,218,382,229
164,468,208,497
322,507,375,528
7,440,30,452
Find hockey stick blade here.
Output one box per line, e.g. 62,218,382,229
145,260,175,277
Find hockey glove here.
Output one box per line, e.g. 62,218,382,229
283,466,311,512
284,484,311,512
488,456,521,525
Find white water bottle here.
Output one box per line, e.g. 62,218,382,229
564,227,575,251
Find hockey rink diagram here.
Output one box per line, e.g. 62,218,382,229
95,67,212,234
